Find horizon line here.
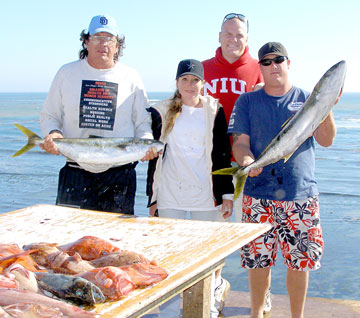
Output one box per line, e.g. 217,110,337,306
0,91,359,94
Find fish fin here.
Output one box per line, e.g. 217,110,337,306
281,115,294,128
88,135,103,138
12,144,36,157
212,167,248,200
234,173,248,200
12,124,42,157
212,167,240,176
116,144,127,149
283,152,295,163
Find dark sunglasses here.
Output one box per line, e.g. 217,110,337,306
259,56,288,66
222,13,249,32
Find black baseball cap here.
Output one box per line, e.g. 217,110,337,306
258,42,288,61
176,59,204,80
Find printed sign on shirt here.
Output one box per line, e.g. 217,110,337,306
79,80,118,130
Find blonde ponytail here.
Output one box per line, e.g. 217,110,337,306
163,89,183,138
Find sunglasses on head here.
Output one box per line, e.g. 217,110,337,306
222,13,249,32
259,56,288,66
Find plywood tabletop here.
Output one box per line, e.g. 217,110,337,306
0,204,270,317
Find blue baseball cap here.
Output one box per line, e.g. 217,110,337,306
88,14,118,36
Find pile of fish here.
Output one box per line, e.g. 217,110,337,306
0,236,168,317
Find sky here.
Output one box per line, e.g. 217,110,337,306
1,0,359,93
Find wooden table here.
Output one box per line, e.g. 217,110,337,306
0,204,270,317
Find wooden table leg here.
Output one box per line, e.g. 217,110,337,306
183,273,212,318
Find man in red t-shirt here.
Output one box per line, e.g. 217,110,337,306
202,13,270,316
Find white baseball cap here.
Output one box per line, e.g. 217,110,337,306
88,14,118,36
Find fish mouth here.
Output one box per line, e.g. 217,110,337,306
91,284,106,303
65,282,105,306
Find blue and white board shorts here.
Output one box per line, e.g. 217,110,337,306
240,195,324,271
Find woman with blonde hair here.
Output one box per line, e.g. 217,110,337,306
147,59,234,317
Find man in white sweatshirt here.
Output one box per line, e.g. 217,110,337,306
40,14,155,214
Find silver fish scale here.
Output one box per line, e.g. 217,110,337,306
52,138,164,170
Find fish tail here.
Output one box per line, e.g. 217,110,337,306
212,166,249,200
12,124,42,157
234,173,248,200
212,167,241,176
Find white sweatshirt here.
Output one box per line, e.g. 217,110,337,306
40,59,152,139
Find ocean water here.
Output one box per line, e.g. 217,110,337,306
0,92,359,301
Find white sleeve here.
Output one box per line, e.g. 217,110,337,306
40,68,65,136
131,75,153,139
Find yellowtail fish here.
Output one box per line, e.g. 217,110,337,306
12,124,164,173
213,60,346,199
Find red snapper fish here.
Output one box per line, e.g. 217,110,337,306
24,242,94,275
78,266,135,301
59,236,120,261
23,242,59,267
120,263,168,288
89,250,155,268
46,251,95,275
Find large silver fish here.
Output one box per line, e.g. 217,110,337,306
13,125,164,173
213,60,346,199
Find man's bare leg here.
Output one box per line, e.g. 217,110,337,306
248,267,271,318
287,269,309,318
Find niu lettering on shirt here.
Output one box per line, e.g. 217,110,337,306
204,77,247,95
